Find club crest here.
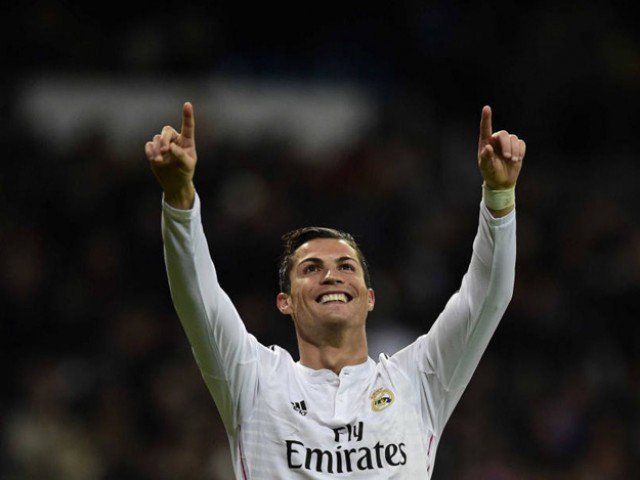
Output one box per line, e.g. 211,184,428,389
370,387,394,412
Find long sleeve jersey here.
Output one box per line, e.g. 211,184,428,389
161,194,516,479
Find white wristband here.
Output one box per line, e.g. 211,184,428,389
483,182,515,210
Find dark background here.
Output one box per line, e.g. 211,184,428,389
2,1,639,478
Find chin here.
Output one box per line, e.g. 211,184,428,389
322,314,351,325
318,310,363,328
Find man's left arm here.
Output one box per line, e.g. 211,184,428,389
390,106,525,432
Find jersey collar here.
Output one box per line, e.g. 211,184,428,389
296,357,376,384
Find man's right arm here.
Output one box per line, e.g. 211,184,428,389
146,102,259,433
162,192,259,433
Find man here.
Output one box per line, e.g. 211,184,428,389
144,102,524,478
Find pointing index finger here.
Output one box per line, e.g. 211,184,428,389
479,105,492,146
181,102,195,140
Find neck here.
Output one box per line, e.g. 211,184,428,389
296,325,368,375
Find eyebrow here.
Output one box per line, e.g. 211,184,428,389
298,256,357,266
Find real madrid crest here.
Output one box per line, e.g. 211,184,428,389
370,387,394,412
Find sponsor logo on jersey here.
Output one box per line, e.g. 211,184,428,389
286,423,407,473
286,439,407,473
370,387,394,412
291,400,308,416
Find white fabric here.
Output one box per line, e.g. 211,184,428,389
161,193,516,479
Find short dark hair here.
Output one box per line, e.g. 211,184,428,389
278,227,371,293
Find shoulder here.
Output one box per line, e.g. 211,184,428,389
257,343,296,370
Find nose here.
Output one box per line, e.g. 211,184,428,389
320,269,344,285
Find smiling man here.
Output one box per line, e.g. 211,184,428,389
276,228,375,375
145,102,524,478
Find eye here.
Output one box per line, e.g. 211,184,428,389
339,263,356,271
303,264,319,274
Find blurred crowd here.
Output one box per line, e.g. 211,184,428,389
2,1,639,479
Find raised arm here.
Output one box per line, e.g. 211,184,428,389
390,106,525,433
145,103,259,432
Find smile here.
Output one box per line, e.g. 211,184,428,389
316,292,353,304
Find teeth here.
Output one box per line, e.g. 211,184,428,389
320,293,348,304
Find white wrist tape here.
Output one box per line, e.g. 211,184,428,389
483,182,515,210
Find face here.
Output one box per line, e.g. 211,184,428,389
276,238,375,338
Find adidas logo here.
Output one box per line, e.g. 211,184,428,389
291,400,308,416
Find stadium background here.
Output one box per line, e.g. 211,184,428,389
1,1,639,478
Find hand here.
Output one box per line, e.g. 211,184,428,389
477,106,525,190
145,102,197,208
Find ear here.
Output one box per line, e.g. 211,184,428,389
367,288,375,312
277,292,293,315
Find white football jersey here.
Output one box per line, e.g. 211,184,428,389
161,194,516,479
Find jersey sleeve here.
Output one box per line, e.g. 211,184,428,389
161,193,261,433
389,200,516,434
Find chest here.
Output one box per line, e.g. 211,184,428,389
242,367,429,476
